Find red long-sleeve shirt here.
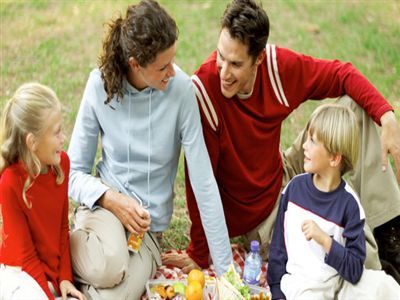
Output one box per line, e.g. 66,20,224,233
0,151,72,299
186,44,392,268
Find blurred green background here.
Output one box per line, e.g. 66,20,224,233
1,0,399,250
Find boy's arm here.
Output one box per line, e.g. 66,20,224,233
325,214,365,284
267,192,289,300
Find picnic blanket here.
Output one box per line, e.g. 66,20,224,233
142,244,268,299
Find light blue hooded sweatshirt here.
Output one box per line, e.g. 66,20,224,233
68,66,232,275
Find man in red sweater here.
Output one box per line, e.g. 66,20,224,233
163,0,400,280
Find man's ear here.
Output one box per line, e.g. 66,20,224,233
330,153,342,168
26,133,36,151
128,57,140,71
255,50,266,66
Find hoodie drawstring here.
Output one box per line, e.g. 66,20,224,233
126,89,152,208
127,91,132,185
147,90,152,205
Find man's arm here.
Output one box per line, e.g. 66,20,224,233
380,111,400,181
276,46,399,180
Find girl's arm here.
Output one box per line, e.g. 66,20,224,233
58,192,73,283
0,181,54,299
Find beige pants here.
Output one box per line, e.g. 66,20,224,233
281,269,400,300
245,96,400,270
70,206,161,300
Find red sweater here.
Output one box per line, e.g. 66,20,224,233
0,151,72,299
186,44,392,268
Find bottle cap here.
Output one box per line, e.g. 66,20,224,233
250,240,259,252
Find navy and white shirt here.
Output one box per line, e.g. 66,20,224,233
267,173,366,299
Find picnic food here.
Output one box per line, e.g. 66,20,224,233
149,280,202,300
185,281,203,300
165,285,175,299
172,281,186,295
151,284,168,299
172,282,186,295
218,265,251,299
150,284,180,299
250,291,269,300
217,265,271,300
188,269,205,288
127,231,144,252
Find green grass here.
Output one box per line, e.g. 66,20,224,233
1,0,399,251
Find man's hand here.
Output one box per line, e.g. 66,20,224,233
301,220,332,253
60,280,86,300
98,189,151,234
380,111,400,182
161,252,201,274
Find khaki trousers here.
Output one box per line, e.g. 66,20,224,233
70,206,161,300
245,96,400,270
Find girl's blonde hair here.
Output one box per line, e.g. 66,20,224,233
0,82,64,208
307,103,360,175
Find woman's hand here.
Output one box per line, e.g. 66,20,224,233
59,280,86,300
98,189,151,234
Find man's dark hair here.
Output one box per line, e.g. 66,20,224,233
221,0,269,60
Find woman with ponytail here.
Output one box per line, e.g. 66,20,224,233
67,0,232,298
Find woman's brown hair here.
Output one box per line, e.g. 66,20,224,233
99,0,178,104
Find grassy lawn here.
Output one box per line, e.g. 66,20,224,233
1,0,399,251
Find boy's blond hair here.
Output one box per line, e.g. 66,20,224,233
307,103,360,175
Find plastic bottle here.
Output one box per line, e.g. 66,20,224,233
243,240,262,286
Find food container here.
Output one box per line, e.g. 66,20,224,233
146,278,216,300
146,278,270,299
216,276,271,300
247,285,271,300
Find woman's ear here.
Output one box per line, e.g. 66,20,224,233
128,57,140,71
26,133,36,151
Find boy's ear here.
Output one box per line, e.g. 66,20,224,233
26,133,37,151
330,153,342,168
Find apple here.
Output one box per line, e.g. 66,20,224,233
172,282,186,295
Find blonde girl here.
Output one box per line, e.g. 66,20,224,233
0,83,84,300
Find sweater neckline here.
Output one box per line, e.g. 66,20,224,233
306,173,345,200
